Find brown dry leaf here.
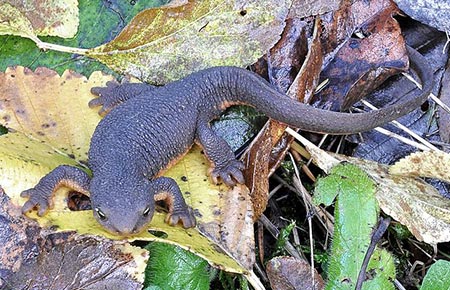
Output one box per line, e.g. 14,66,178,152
267,18,308,93
0,187,41,278
390,151,450,183
312,0,408,111
242,19,322,220
0,0,79,39
266,257,325,290
0,67,255,274
87,0,291,84
289,131,450,244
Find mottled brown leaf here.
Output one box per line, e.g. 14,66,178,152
242,19,323,220
266,256,325,290
312,0,407,111
6,236,147,289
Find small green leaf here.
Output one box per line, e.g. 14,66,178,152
144,243,210,290
421,260,450,290
314,163,395,290
273,221,295,257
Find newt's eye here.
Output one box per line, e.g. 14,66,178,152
143,206,151,217
95,207,107,221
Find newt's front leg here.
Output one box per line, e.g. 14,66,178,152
152,177,196,228
90,81,157,115
21,165,90,216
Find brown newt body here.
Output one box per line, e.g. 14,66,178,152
21,47,433,236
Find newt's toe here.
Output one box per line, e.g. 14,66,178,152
165,208,196,229
210,160,245,187
21,188,52,216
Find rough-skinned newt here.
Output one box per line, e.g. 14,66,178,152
21,47,433,236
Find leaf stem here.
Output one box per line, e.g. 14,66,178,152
34,38,89,55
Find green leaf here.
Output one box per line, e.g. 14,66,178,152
144,243,210,290
273,221,295,257
421,260,450,290
313,163,395,290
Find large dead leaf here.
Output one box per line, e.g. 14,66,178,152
0,1,79,39
0,67,255,275
288,130,450,244
86,0,291,84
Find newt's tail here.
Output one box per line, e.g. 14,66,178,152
213,46,432,135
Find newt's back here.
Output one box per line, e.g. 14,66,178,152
88,87,199,178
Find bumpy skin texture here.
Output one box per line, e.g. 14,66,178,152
21,47,433,236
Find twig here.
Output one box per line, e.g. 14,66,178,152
355,217,391,290
360,100,440,151
430,93,450,114
244,271,266,290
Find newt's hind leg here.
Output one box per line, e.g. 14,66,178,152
90,81,156,116
195,121,244,187
21,165,90,216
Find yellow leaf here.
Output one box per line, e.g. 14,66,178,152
0,67,255,273
390,151,450,183
0,3,37,41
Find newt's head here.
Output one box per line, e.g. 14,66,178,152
89,177,154,236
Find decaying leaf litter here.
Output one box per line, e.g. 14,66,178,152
0,0,450,289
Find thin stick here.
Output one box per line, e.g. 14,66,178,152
360,100,440,151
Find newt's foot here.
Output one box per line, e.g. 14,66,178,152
90,81,121,116
21,188,53,216
209,160,245,187
165,208,196,229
